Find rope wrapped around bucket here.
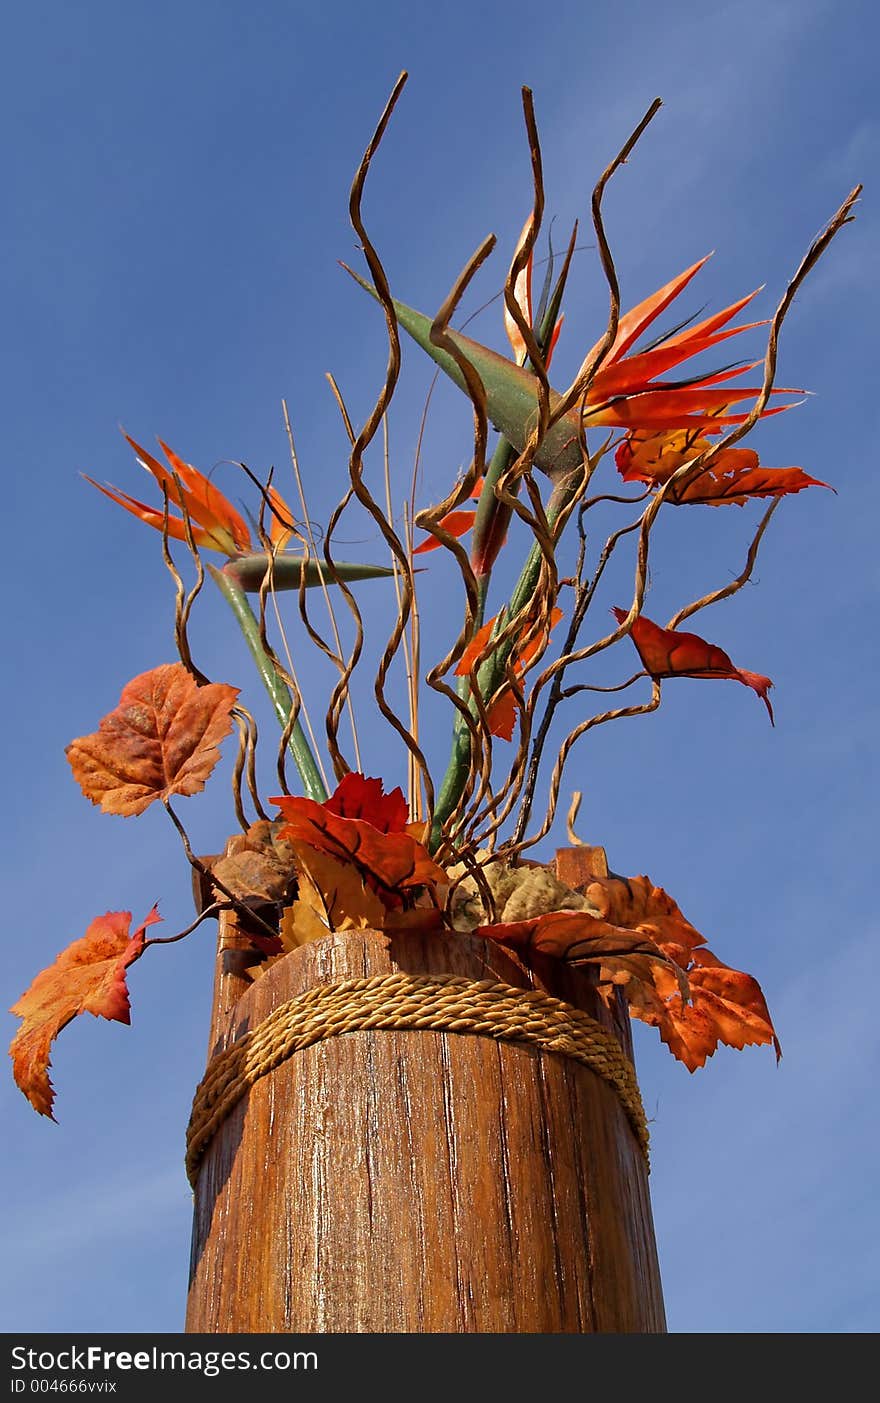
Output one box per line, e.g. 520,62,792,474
185,971,649,1185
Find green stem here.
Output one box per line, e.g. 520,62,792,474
429,469,582,850
208,563,328,803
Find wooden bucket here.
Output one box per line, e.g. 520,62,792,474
185,854,665,1333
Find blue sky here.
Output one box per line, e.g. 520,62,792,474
2,0,877,1334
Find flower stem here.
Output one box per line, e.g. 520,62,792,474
208,563,328,802
429,467,581,850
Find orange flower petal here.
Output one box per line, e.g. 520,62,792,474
82,476,217,550
156,438,251,551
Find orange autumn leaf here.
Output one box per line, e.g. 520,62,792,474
615,429,831,506
474,908,682,974
612,607,774,723
66,663,239,816
554,846,779,1069
485,688,519,743
585,384,793,434
637,948,781,1071
577,869,706,968
413,510,479,555
455,614,500,676
266,485,296,550
671,461,831,506
9,908,160,1117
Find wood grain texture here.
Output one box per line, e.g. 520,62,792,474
186,858,666,1333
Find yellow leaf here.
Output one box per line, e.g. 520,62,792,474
279,901,330,950
292,844,386,932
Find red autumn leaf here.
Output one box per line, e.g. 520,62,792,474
612,607,774,723
272,786,446,900
323,773,410,832
615,430,831,506
9,908,160,1117
321,772,409,831
66,663,239,816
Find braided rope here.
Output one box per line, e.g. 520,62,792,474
185,972,648,1185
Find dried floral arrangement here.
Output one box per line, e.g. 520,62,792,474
9,77,859,1125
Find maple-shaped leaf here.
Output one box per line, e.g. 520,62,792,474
575,868,706,969
612,608,774,723
322,773,409,833
279,899,330,952
554,846,778,1070
9,908,160,1117
475,908,683,978
272,774,443,903
66,663,239,816
636,948,781,1071
615,430,832,506
211,820,297,906
291,843,388,932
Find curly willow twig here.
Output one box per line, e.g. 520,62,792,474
337,68,437,817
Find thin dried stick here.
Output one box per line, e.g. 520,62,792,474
266,585,331,795
230,709,253,832
667,501,780,630
381,412,419,814
163,799,281,946
240,703,269,820
402,500,424,822
282,399,363,773
454,108,664,850
143,903,230,949
566,792,585,846
509,683,664,860
507,191,859,852
158,480,210,686
342,70,437,813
